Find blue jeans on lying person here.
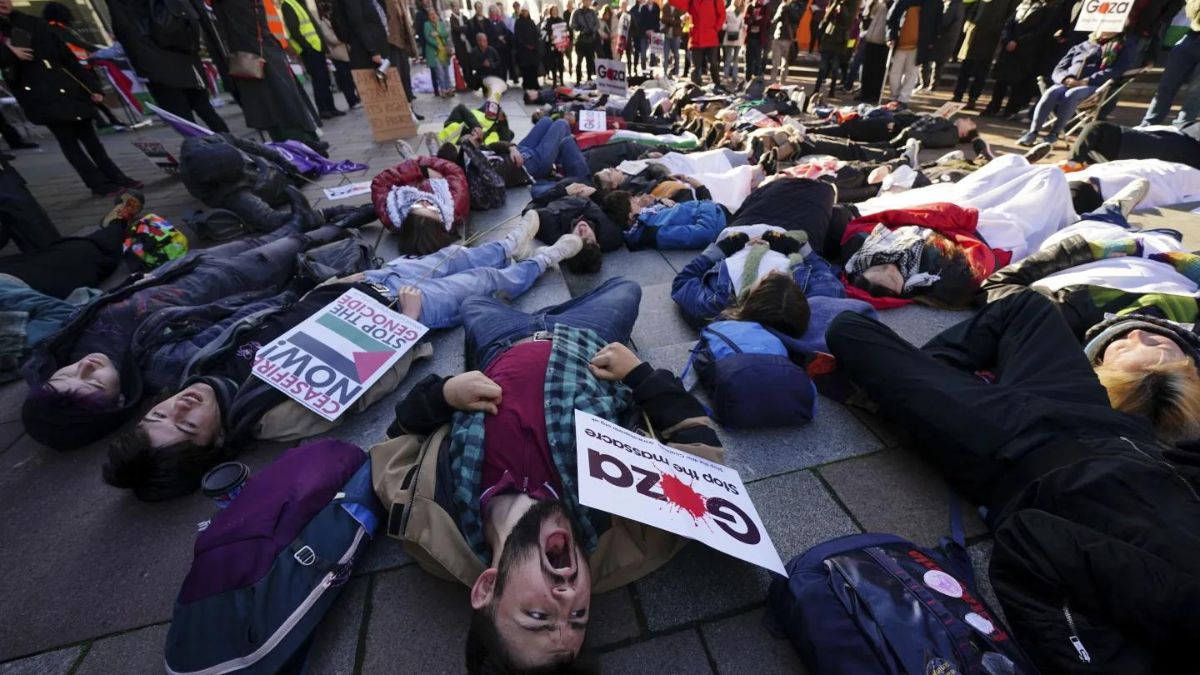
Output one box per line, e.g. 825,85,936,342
517,117,590,181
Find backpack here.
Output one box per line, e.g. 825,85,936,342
766,506,1039,675
146,0,201,53
164,440,383,675
686,320,816,429
458,140,507,211
122,214,189,271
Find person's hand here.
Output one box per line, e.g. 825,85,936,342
398,285,423,320
372,54,383,64
717,231,750,256
7,43,32,61
90,93,104,103
763,229,801,254
660,197,676,207
1005,40,1017,52
443,371,503,414
469,126,484,142
589,342,643,381
886,39,894,50
566,182,596,197
509,145,524,167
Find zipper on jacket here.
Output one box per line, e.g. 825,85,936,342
1062,601,1091,664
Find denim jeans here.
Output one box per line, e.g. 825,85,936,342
1141,31,1200,126
517,117,590,181
1030,83,1097,137
364,242,544,329
722,45,741,81
664,35,681,75
462,276,643,369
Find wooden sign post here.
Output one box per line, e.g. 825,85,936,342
351,68,418,143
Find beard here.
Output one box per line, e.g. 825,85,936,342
494,500,578,596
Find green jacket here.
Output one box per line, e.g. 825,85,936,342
423,18,451,64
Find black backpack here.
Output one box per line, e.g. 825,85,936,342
458,141,507,211
147,0,200,53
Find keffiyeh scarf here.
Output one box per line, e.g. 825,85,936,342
846,224,941,292
384,178,455,232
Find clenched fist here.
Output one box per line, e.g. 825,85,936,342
589,343,642,381
443,371,503,414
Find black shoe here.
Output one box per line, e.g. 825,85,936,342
971,137,996,161
9,140,37,150
964,99,978,111
92,184,123,198
412,110,425,121
319,110,336,120
1022,142,1053,164
758,147,778,176
117,177,144,189
951,93,963,103
980,105,1000,117
0,152,13,161
330,108,347,116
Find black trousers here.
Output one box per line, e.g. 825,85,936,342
146,82,230,132
745,33,766,78
0,161,59,254
825,292,1125,505
299,48,338,113
575,43,595,82
690,45,720,85
331,59,360,106
520,64,540,91
801,133,900,162
388,46,415,100
953,57,990,102
0,218,124,297
46,119,131,192
858,41,888,103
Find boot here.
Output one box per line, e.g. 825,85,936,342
328,203,378,230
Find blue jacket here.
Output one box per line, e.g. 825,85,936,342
1052,37,1135,87
626,200,727,250
670,243,845,328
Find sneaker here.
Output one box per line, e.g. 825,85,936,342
1102,178,1150,218
1022,142,1053,164
1016,131,1039,147
902,137,921,169
971,137,996,161
102,189,144,224
934,149,965,165
395,139,415,159
532,233,584,269
504,210,541,261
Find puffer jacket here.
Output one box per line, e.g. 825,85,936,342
626,199,727,250
671,0,727,47
370,156,471,231
179,134,295,208
1052,36,1135,87
528,195,624,251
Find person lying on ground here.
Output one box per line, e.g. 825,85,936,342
103,217,584,501
601,191,729,250
21,214,357,450
437,101,517,147
593,147,774,211
369,276,724,672
372,156,472,256
487,116,592,188
524,192,623,273
671,227,846,335
824,290,1200,674
1070,120,1200,170
809,111,981,150
1068,158,1200,214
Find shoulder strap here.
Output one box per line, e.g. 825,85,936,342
703,326,744,354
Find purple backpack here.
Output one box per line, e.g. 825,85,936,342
164,440,382,675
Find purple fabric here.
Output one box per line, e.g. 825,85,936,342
178,439,366,603
265,140,369,176
146,102,217,138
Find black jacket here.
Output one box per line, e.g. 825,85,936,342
530,195,624,251
334,0,390,68
513,15,541,67
0,11,101,125
470,45,503,79
106,0,207,89
991,0,1056,82
634,1,661,32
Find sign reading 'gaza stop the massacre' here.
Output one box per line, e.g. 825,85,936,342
595,58,628,97
252,289,428,421
1075,0,1134,31
574,410,786,575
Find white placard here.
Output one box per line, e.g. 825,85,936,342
252,288,428,421
323,181,372,201
1075,0,1134,32
932,100,966,119
649,31,664,57
595,58,628,96
578,109,607,132
552,22,569,51
574,410,786,575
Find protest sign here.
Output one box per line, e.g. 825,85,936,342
252,288,428,421
1075,0,1134,32
649,32,664,58
133,141,180,175
578,110,607,132
595,58,628,96
323,181,372,201
932,101,967,119
574,410,786,575
553,22,570,51
352,68,418,142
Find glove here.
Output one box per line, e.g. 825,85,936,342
717,232,749,257
764,230,801,255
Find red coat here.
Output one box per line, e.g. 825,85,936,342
370,156,471,232
839,202,1012,309
669,0,726,47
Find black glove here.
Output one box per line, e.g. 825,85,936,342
717,232,749,257
764,230,801,255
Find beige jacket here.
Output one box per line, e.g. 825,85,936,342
385,0,420,54
317,15,351,61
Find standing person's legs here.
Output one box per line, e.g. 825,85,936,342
75,120,134,186
333,60,361,106
1174,51,1200,126
706,46,721,85
301,49,338,113
772,39,790,82
691,47,705,84
418,258,545,328
146,83,197,122
953,57,979,100
46,121,108,192
894,49,918,103
967,58,989,102
1141,34,1199,125
666,35,680,75
859,41,886,101
183,88,231,132
391,48,416,101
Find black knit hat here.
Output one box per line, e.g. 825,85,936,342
21,386,141,451
1084,314,1200,372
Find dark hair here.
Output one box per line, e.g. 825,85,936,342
721,272,811,337
397,210,460,255
103,424,228,502
851,274,899,298
600,190,633,227
466,608,595,675
42,2,75,23
909,235,978,309
22,384,131,450
562,240,603,274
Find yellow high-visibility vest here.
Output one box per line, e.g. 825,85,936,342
281,0,323,53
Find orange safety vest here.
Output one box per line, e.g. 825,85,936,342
262,0,290,50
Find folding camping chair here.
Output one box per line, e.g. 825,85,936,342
1058,67,1149,143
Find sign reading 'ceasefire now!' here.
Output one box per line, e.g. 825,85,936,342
251,289,428,421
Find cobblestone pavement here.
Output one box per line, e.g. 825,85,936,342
0,59,1192,675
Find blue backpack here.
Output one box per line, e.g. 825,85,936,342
164,440,383,675
686,320,816,429
766,506,1039,675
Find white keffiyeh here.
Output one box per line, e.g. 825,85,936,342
385,178,455,231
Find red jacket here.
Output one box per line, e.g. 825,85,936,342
839,202,1012,309
371,156,471,231
670,0,726,47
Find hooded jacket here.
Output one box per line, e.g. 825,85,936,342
1052,36,1135,88
529,195,624,250
671,0,727,47
371,157,471,232
626,199,727,250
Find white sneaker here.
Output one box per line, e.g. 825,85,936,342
533,233,584,269
395,139,415,160
1103,178,1151,218
934,150,965,165
504,210,541,261
902,137,922,169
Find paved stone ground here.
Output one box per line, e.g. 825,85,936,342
0,58,1193,675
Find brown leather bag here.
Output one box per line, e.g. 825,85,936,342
229,5,266,79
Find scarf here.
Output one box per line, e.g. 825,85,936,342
846,224,940,293
384,178,454,231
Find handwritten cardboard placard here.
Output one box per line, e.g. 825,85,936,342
932,101,967,119
352,68,418,142
574,410,786,575
252,288,428,421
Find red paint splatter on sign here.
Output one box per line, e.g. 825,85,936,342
661,473,707,520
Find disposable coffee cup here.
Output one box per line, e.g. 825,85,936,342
201,462,250,509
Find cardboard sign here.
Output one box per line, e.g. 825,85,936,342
932,101,967,119
649,31,664,57
578,109,607,132
352,68,418,142
574,410,786,575
595,58,628,96
1075,0,1134,32
323,181,372,201
252,288,428,421
133,141,180,175
552,22,570,52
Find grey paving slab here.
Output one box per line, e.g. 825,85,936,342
564,249,680,297
597,629,714,674
701,608,806,675
634,470,859,631
74,624,168,675
968,540,1009,631
876,305,974,348
361,566,471,675
512,270,573,312
0,648,81,675
586,587,642,649
356,533,415,576
630,282,699,351
659,248,703,274
818,449,987,546
307,576,370,675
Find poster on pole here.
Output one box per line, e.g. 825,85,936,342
1075,0,1134,32
252,288,428,421
552,22,570,52
574,410,786,575
595,58,628,96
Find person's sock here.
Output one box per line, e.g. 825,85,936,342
1089,238,1142,260
1149,251,1200,284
